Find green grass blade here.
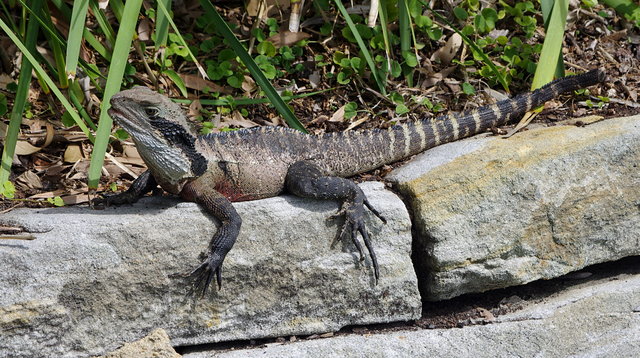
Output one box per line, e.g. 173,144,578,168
540,0,554,27
531,0,569,89
163,69,188,97
0,1,43,190
156,0,207,79
0,1,18,33
398,0,411,58
109,0,124,22
18,0,108,76
89,0,117,46
155,0,171,48
49,0,111,61
378,0,391,75
64,0,89,79
398,0,415,86
0,17,93,140
87,0,143,189
40,2,67,88
199,0,307,133
333,0,386,95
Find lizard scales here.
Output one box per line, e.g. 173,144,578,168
103,69,606,295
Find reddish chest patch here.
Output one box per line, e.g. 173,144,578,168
214,181,256,202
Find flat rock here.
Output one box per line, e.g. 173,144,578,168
0,182,420,357
99,329,179,358
388,115,640,300
186,271,640,357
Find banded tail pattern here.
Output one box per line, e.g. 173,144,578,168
320,69,606,176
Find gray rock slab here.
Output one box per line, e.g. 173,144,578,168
388,115,640,300
0,182,420,357
99,329,179,358
185,272,640,358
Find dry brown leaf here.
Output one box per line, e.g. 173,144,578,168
179,73,229,93
16,170,42,190
267,31,311,48
106,152,138,179
431,33,462,64
63,144,84,163
222,111,259,128
137,18,152,41
329,105,347,122
242,75,257,93
123,145,141,159
0,74,13,90
345,116,369,131
246,0,290,17
44,164,70,177
422,66,456,88
61,194,91,205
115,157,146,166
15,141,42,155
188,99,202,119
28,190,66,199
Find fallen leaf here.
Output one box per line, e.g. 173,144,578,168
242,75,257,93
15,141,42,155
179,73,229,93
267,31,311,48
64,144,84,163
188,99,203,118
222,111,259,128
431,33,462,64
62,194,90,205
329,105,346,122
137,18,151,41
123,145,141,159
345,115,369,131
15,170,42,190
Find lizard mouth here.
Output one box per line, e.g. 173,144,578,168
107,107,148,135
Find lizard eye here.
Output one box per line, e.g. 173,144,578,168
144,107,159,117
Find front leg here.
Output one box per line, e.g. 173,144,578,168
180,181,242,296
285,160,386,282
93,170,157,207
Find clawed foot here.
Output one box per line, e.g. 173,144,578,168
176,252,224,297
91,191,138,209
330,196,386,283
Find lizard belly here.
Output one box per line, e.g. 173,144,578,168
193,166,286,202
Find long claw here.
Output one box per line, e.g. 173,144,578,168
364,198,386,224
216,267,222,290
351,225,364,260
359,226,379,282
331,198,385,283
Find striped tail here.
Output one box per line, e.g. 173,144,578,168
386,69,607,161
320,70,606,176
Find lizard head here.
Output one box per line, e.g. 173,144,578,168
108,87,206,187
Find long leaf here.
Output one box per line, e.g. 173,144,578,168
333,0,387,95
156,0,207,79
87,0,143,189
0,1,43,190
19,0,108,76
65,0,89,79
531,0,569,89
0,18,93,141
199,0,307,133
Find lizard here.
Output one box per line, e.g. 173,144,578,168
99,69,606,296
